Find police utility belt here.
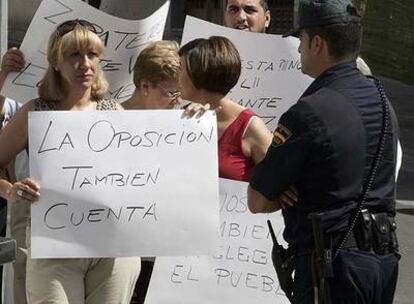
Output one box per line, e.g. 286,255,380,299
307,209,399,256
291,215,398,262
350,209,398,254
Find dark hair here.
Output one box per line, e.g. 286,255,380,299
260,0,268,11
225,0,268,11
178,36,241,96
305,22,362,60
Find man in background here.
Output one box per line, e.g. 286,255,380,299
224,0,271,33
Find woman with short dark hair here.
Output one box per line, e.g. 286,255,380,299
179,36,272,181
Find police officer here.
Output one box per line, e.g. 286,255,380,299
247,0,400,303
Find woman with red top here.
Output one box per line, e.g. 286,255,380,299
178,36,272,181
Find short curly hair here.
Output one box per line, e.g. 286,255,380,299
133,40,180,86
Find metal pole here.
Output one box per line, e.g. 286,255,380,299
0,0,8,58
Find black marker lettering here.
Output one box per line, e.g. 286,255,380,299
44,203,67,230
43,0,73,24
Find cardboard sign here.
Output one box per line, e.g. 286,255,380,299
145,179,289,304
2,0,169,103
28,110,219,258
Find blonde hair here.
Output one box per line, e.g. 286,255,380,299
133,40,180,87
38,24,108,102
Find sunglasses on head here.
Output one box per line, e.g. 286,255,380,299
56,19,97,37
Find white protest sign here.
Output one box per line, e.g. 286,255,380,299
145,178,289,304
28,110,219,258
181,16,312,131
2,0,169,103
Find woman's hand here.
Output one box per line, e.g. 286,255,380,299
0,47,25,90
183,102,222,118
184,102,210,117
7,177,40,203
0,47,25,76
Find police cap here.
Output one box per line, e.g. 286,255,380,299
283,0,361,37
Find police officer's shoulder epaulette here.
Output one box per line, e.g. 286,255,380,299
271,102,314,147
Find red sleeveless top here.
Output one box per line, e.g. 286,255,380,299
218,108,256,182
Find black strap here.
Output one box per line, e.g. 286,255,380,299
334,77,391,258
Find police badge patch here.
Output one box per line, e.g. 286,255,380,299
272,124,292,146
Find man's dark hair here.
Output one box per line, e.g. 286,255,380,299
225,0,269,11
305,22,362,60
178,36,241,96
259,0,269,11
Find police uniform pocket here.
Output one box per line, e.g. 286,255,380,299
371,213,391,255
354,209,373,251
388,216,400,258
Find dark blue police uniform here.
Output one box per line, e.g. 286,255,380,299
250,61,400,303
